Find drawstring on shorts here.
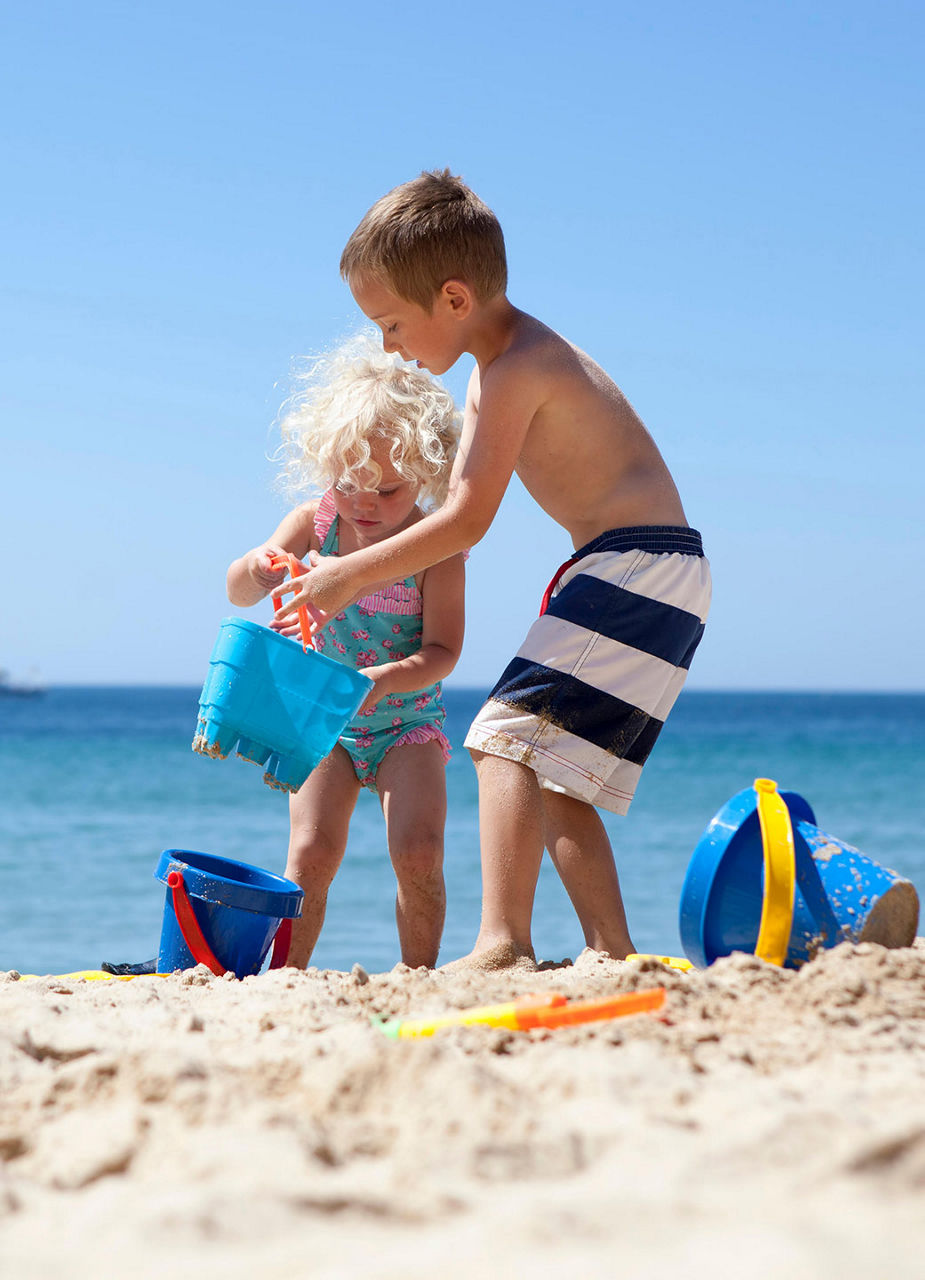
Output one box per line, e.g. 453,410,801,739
539,555,579,616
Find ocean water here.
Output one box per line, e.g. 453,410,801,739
1,688,923,975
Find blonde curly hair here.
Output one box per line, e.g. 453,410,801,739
277,332,460,510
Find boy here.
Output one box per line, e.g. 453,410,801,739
280,169,711,969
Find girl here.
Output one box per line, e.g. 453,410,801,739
226,334,465,969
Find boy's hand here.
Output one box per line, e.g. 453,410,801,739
274,552,355,621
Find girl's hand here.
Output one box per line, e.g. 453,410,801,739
250,544,290,592
267,614,306,640
356,664,392,714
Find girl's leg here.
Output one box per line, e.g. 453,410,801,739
542,790,636,959
376,740,447,968
463,749,545,964
285,745,360,968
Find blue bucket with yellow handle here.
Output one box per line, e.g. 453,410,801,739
680,779,919,969
155,849,304,978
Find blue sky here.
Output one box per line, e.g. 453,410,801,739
2,1,922,690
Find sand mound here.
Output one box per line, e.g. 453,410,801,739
2,941,925,1278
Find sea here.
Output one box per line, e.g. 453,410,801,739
1,688,923,976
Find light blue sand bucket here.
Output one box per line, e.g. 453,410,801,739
155,848,304,978
192,617,372,793
680,779,919,969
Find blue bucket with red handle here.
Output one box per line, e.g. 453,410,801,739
155,849,303,978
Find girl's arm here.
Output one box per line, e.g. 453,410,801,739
358,551,466,709
226,502,319,607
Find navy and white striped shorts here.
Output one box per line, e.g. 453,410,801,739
464,527,712,814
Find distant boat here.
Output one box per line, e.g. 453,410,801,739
0,667,46,697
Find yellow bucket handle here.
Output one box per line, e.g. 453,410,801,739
753,777,796,966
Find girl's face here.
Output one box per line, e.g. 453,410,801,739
332,437,420,547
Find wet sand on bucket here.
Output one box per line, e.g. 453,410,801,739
2,940,925,1279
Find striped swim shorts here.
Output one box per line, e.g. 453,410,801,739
464,526,712,815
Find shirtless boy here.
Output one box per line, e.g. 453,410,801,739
279,169,712,968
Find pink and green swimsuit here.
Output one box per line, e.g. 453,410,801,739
310,491,450,789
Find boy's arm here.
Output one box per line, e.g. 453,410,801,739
280,359,543,619
226,503,318,607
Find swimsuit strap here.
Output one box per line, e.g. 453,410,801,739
314,490,338,550
313,489,422,608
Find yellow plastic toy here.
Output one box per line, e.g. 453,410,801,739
15,970,144,982
625,954,694,972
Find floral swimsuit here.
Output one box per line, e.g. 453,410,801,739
311,491,450,790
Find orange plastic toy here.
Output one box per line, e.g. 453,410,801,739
268,552,318,651
377,987,666,1038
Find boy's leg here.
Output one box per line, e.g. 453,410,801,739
541,791,636,959
376,740,447,968
285,745,359,968
459,749,545,966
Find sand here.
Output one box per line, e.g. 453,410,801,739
2,942,925,1280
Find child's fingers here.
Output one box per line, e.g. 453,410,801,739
268,616,302,638
253,551,288,590
274,591,325,633
272,571,309,613
272,594,297,619
261,552,289,576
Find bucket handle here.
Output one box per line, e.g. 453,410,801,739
269,553,316,653
269,918,293,969
753,778,796,966
167,869,293,977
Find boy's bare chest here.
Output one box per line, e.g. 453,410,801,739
515,400,610,481
512,417,599,525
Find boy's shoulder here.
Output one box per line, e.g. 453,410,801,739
469,311,561,384
468,311,592,410
498,310,567,363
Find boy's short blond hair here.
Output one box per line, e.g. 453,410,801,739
340,169,507,310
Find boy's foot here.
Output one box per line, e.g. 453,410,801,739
439,940,537,974
100,958,158,976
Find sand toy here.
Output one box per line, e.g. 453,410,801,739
154,848,303,978
16,970,147,982
192,554,372,793
377,987,666,1038
625,954,694,972
680,777,919,969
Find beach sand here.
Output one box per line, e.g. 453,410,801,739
2,942,925,1279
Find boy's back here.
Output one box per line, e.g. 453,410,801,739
465,308,688,550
